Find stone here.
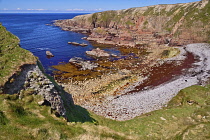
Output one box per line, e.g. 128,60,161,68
46,51,54,57
82,31,87,34
71,42,80,45
160,117,167,121
80,43,88,46
197,115,202,120
38,77,43,81
68,42,88,47
69,57,98,70
82,37,87,40
38,100,45,105
86,48,110,57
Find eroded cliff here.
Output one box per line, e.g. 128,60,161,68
0,23,73,119
55,0,210,46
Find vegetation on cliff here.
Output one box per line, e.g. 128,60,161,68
55,0,210,46
0,83,210,139
0,23,37,87
0,24,95,123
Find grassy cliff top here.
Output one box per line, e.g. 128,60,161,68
0,83,209,139
0,23,37,87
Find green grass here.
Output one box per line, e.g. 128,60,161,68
1,83,207,139
1,7,210,139
161,48,180,58
0,94,86,140
143,7,155,16
89,84,210,139
86,0,210,42
125,20,135,26
0,111,9,125
0,23,37,87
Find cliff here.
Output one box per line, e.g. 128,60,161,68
0,23,37,87
55,0,210,46
0,23,73,118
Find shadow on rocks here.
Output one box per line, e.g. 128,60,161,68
3,63,96,123
57,86,97,123
3,64,36,94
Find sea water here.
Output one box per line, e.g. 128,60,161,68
0,13,120,75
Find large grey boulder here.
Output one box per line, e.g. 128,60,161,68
69,57,98,70
86,48,110,57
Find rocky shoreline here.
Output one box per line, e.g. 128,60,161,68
82,43,210,121
54,0,210,120
54,0,210,48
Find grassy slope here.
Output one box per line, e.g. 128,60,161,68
0,23,37,87
0,14,210,140
93,85,210,139
0,84,209,139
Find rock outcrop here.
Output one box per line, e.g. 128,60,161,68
0,23,73,119
3,64,71,117
69,57,98,70
68,42,88,46
86,48,110,57
55,0,210,46
46,51,54,57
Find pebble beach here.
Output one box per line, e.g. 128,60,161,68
84,43,210,121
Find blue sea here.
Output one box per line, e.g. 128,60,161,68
0,13,120,75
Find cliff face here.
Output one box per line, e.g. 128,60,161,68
0,24,73,118
55,0,210,46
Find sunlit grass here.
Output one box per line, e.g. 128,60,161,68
0,23,37,87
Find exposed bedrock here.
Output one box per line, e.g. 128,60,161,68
69,57,98,70
55,0,210,47
3,64,74,118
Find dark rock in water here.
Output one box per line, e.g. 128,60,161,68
46,51,54,58
86,48,110,57
82,31,88,34
69,57,98,70
80,43,88,47
82,37,87,40
71,42,80,45
68,42,88,47
45,24,54,26
111,54,118,57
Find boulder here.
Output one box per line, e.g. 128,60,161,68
81,37,87,40
80,43,88,47
68,42,88,47
38,100,45,106
69,57,98,70
68,42,80,45
71,42,80,45
86,48,110,57
46,51,54,57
